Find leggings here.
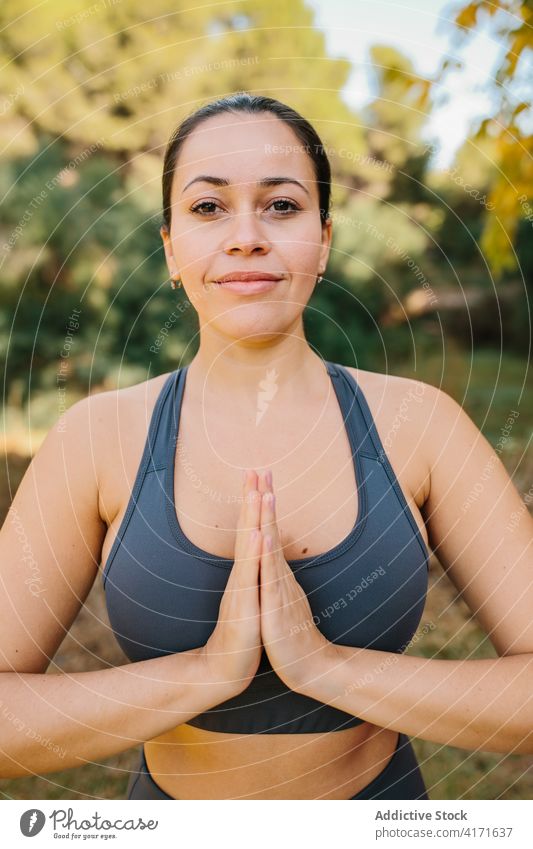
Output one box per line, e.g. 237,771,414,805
126,731,428,800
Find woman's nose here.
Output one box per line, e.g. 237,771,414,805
223,210,270,254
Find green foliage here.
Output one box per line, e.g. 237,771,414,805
0,0,531,410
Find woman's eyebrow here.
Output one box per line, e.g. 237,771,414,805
181,175,311,197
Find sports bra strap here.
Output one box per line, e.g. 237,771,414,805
327,361,382,461
142,370,177,473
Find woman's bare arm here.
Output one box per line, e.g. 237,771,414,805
0,648,233,778
290,381,533,754
0,392,233,779
294,644,533,754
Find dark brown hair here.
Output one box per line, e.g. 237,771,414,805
161,91,331,232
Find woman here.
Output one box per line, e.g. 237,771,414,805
1,93,531,801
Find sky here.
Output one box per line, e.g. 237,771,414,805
307,0,515,169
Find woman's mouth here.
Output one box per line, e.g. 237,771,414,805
214,272,284,295
216,279,282,294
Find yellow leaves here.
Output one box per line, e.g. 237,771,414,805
507,27,532,74
447,0,533,277
474,128,533,276
454,3,481,31
454,0,505,31
480,217,518,277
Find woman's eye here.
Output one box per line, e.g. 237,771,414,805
190,201,221,216
269,198,299,214
189,198,300,216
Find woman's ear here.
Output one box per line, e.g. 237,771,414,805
160,224,178,279
319,217,332,275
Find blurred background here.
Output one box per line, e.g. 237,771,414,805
0,0,531,800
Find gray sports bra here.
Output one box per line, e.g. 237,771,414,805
102,361,430,733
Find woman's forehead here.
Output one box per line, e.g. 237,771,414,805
173,114,316,187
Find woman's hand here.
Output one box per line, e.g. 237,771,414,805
198,470,264,698
258,473,338,693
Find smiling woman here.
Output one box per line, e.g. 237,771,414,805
1,92,532,802
158,94,330,318
123,94,429,799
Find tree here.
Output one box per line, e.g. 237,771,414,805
436,0,533,277
0,0,362,399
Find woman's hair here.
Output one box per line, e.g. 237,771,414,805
161,91,331,232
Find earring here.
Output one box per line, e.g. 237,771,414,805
171,275,182,289
317,273,324,283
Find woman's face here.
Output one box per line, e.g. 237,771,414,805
160,111,332,340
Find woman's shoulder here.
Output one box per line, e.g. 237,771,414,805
341,364,440,414
67,371,175,524
80,369,174,419
342,363,449,442
97,367,176,429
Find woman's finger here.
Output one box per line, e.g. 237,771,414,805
260,489,282,555
234,469,260,561
256,468,271,497
260,509,290,612
230,524,262,598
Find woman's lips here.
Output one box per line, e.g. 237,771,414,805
215,278,282,294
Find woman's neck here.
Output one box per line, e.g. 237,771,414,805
184,336,329,407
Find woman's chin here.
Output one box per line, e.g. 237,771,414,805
209,310,295,342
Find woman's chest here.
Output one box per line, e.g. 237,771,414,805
172,403,362,562
100,370,430,575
